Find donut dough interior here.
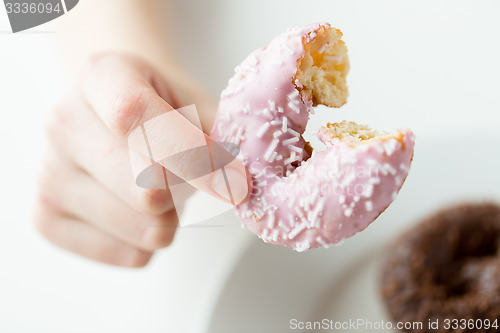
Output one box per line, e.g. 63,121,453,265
297,26,395,145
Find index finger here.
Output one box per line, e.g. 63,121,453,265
80,53,250,205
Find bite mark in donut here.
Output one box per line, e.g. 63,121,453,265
211,23,415,251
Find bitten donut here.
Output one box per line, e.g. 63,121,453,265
381,203,500,332
211,23,415,251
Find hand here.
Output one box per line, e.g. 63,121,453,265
34,53,250,267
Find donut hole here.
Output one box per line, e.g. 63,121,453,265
429,207,500,298
455,225,499,259
296,26,349,108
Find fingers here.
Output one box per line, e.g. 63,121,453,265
44,96,174,216
81,53,170,138
80,53,251,204
37,149,178,251
33,196,153,268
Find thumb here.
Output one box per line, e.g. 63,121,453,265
128,104,251,205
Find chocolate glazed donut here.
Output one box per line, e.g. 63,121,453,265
381,203,500,332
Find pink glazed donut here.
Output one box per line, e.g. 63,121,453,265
211,23,415,251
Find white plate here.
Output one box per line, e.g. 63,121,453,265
206,132,500,333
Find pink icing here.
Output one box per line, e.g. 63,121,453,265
211,23,415,251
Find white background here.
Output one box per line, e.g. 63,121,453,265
1,1,499,332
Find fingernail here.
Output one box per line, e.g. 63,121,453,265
211,167,249,205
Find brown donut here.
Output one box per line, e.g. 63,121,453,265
381,203,500,332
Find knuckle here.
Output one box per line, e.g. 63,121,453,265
137,188,171,215
125,251,152,268
107,86,147,137
142,211,178,250
86,52,122,71
99,245,152,268
84,52,152,138
86,52,109,67
32,195,55,238
35,163,49,190
43,103,67,143
143,225,176,250
36,155,55,186
35,153,68,191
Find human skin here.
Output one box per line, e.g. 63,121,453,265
34,0,250,267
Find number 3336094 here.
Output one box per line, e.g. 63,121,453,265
5,2,62,14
